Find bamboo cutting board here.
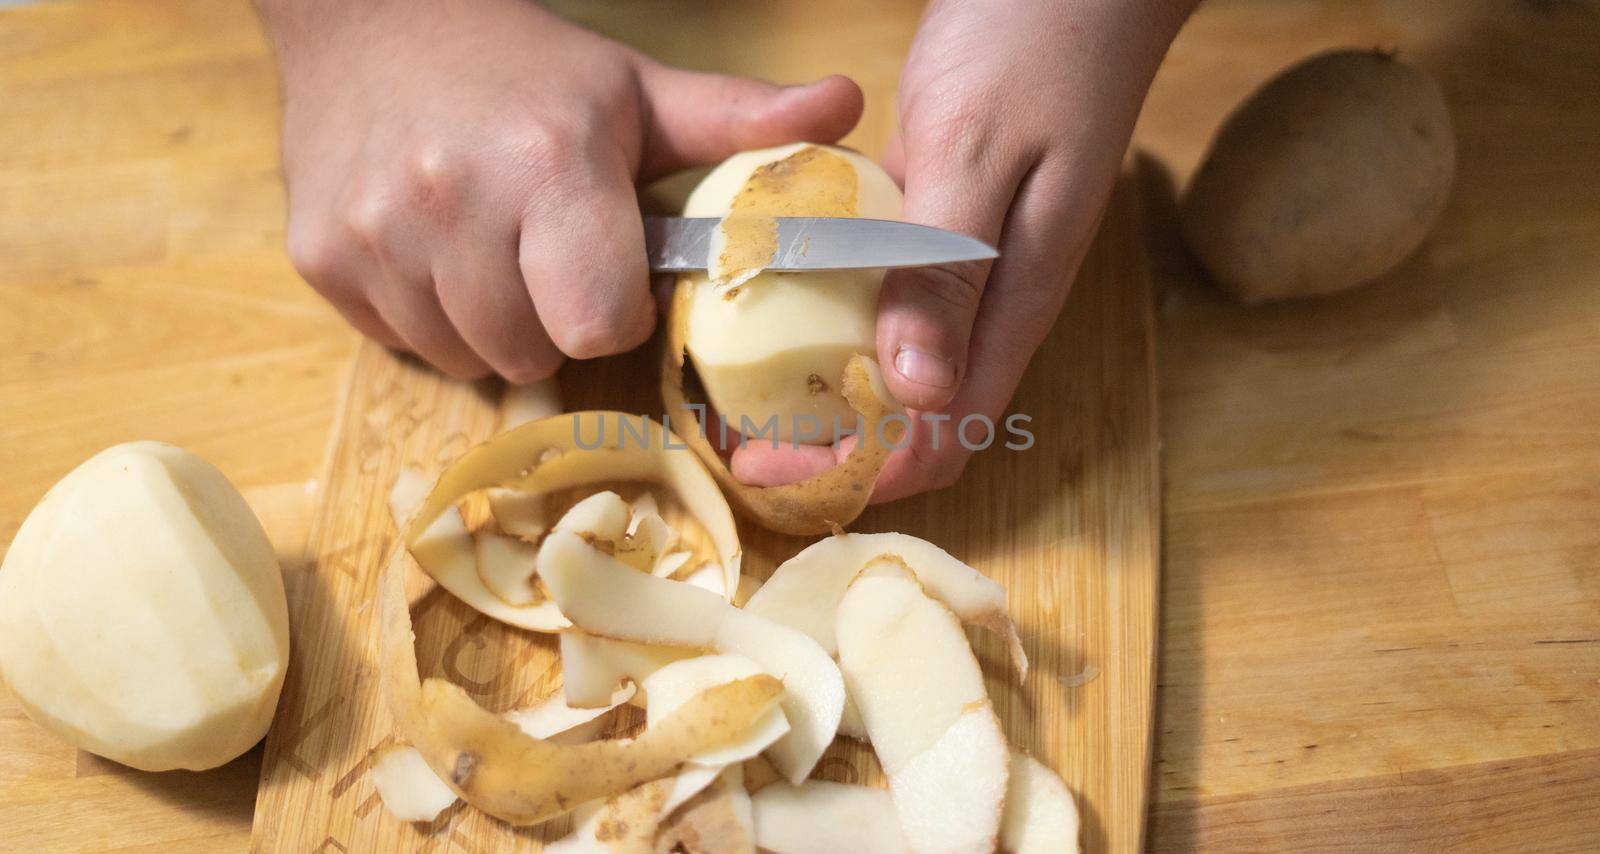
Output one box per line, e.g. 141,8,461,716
248,174,1159,853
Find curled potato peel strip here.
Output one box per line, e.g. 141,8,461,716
746,532,1029,681
401,412,742,609
376,549,782,826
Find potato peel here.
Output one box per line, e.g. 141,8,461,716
1001,752,1082,854
560,631,698,709
401,412,742,614
485,487,546,541
539,531,844,784
643,655,791,769
750,780,908,854
390,474,569,632
471,528,541,607
746,532,1028,681
836,573,1011,853
369,744,459,823
504,683,634,744
377,550,782,826
548,778,673,854
655,766,755,854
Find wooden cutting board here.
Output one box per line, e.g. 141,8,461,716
248,173,1159,853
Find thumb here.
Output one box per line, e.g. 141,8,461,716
635,65,863,180
876,138,1028,411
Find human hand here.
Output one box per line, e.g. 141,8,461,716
731,0,1192,500
261,0,863,380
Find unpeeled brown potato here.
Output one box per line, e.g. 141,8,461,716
1180,49,1456,303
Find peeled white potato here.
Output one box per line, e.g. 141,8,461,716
683,142,904,443
837,574,1010,853
0,442,289,771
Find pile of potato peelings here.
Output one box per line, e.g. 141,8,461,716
371,145,1081,852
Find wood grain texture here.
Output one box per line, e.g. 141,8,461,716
0,1,346,851
249,174,1158,851
1136,0,1600,849
4,0,1598,850
1150,747,1600,853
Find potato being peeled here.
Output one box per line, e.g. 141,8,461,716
1180,49,1455,303
663,144,908,535
682,142,903,443
0,442,290,771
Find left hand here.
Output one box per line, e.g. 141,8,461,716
731,0,1195,500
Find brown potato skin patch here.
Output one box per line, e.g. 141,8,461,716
731,146,859,218
714,146,858,285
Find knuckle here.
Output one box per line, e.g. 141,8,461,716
934,106,994,160
916,97,1001,173
904,80,1035,188
285,220,342,284
504,121,599,212
538,280,654,360
412,335,490,381
403,143,465,214
551,315,630,360
341,190,398,249
509,123,573,177
907,261,987,316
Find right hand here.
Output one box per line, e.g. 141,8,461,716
263,0,863,380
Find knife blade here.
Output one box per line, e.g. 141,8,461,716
644,216,998,273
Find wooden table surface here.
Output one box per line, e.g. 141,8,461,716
1,0,1596,851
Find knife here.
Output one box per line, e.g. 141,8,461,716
644,216,998,273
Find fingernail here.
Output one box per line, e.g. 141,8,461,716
894,346,957,389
